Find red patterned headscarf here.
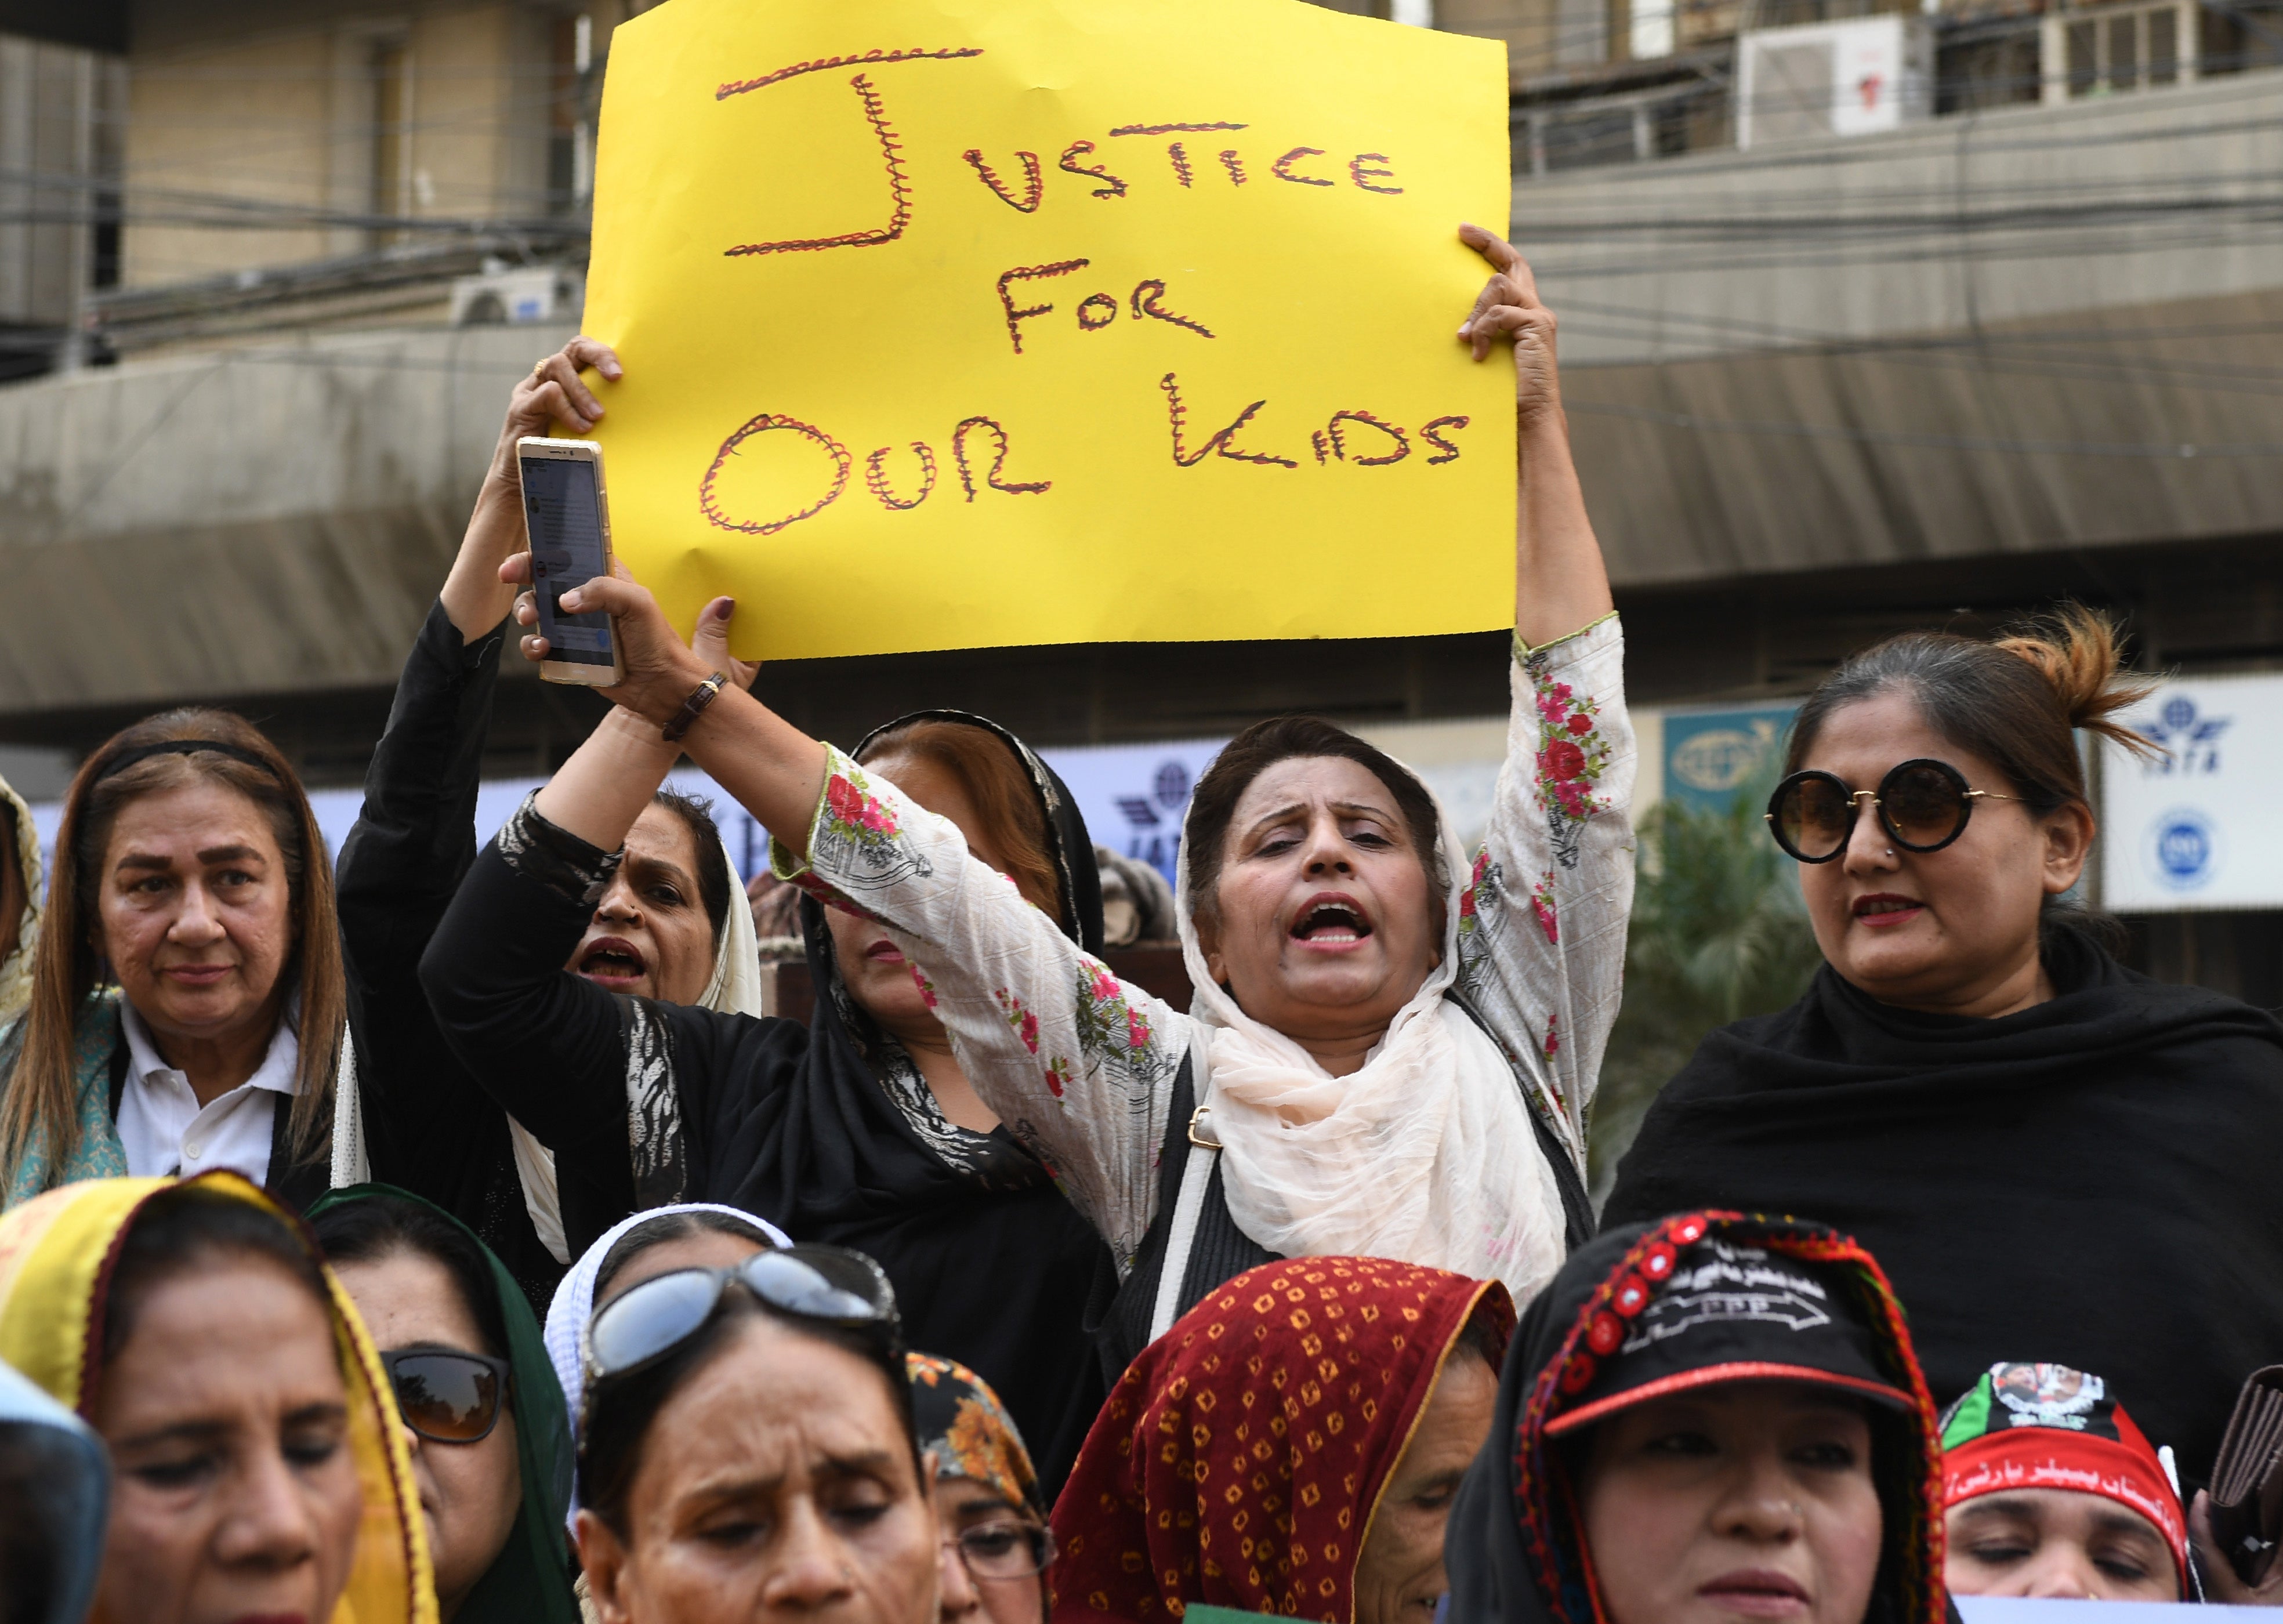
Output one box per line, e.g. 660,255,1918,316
1052,1256,1513,1623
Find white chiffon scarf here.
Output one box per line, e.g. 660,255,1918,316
1174,770,1569,1308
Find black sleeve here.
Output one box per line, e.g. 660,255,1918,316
418,797,635,1180
335,605,555,1244
421,797,813,1255
336,600,503,952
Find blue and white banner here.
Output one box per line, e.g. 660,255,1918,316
25,741,1235,897
2101,675,2283,912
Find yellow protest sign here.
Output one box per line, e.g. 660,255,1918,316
583,0,1513,661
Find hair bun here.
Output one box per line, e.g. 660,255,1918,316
1990,604,2161,760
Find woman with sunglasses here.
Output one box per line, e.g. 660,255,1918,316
909,1354,1051,1624
311,1183,581,1624
1607,606,2283,1490
575,1244,943,1624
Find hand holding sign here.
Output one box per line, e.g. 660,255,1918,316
1458,222,1563,433
581,0,1513,660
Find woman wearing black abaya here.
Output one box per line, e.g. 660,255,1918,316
1605,608,2283,1491
423,679,1115,1492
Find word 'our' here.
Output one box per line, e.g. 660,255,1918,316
699,412,1048,536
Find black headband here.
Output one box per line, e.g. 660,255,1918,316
92,739,283,784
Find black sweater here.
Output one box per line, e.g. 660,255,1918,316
335,602,569,1310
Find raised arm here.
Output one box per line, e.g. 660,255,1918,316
1456,223,1613,649
339,336,628,1219
1450,230,1635,1170
507,570,1180,1257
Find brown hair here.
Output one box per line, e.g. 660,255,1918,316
857,720,1063,921
1182,715,1445,930
0,710,345,1187
101,1183,333,1368
1784,605,2160,941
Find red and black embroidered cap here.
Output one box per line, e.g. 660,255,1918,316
1543,1215,1912,1436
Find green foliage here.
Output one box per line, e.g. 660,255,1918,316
1589,771,1825,1201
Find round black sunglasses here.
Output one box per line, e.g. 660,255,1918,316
1765,757,2021,864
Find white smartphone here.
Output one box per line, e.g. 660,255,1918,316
516,436,627,687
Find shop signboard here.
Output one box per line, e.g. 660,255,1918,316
2103,673,2283,911
1661,704,1798,815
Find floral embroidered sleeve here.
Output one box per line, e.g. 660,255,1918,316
773,752,1188,1267
1455,613,1636,1174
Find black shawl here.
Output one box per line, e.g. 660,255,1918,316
1604,927,2283,1490
705,710,1114,1493
423,709,1113,1497
1443,1213,1951,1624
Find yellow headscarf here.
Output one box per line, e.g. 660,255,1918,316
0,1172,439,1624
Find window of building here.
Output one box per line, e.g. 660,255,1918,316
2055,0,2186,95
369,37,410,244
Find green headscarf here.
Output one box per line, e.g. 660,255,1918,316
309,1183,581,1624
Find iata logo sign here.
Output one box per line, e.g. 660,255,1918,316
2140,695,2230,777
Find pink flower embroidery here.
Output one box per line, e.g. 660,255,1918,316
1530,873,1559,944
908,965,938,1010
991,988,1042,1054
1566,712,1593,735
1127,1007,1152,1050
825,773,898,839
1542,740,1586,782
1043,1056,1073,1097
1542,1016,1561,1058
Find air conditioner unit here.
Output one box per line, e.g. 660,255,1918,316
1736,14,1932,149
449,264,585,326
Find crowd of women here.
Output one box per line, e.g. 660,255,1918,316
2,224,2282,1624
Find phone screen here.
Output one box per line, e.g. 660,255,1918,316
519,453,615,667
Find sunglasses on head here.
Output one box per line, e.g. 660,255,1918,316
380,1348,510,1444
583,1244,902,1389
1766,758,2021,864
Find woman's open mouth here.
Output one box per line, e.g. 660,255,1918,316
1290,894,1374,950
1852,892,1925,928
577,935,648,987
1697,1568,1810,1618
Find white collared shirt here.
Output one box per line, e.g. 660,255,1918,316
114,1002,299,1188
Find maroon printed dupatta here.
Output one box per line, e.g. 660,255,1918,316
1051,1256,1513,1624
